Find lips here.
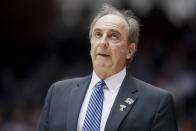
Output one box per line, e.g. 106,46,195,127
97,53,110,57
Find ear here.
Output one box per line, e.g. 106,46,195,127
126,43,136,59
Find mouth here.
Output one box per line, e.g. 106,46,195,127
97,53,110,57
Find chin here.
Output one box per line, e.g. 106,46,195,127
95,61,112,68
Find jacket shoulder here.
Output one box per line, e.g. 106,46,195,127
52,75,91,88
130,76,171,99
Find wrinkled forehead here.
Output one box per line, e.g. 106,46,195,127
93,14,129,33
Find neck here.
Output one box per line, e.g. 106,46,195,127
95,71,110,80
94,67,126,80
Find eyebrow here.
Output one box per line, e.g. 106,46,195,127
93,28,120,34
109,29,120,34
93,28,102,32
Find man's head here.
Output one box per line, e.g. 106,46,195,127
90,4,140,79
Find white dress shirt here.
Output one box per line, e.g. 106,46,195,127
77,67,126,131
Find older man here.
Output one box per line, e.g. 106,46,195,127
37,4,178,131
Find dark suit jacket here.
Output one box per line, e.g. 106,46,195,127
37,73,178,131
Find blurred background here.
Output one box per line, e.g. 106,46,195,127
0,0,196,130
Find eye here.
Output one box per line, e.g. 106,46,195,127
110,32,120,40
111,33,118,39
95,31,102,38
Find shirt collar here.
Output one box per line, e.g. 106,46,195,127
90,67,126,93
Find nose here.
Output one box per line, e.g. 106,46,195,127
100,34,108,47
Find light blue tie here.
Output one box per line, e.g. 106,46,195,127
82,80,105,131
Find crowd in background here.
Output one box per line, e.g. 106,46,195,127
0,0,196,130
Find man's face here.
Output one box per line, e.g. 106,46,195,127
90,14,135,79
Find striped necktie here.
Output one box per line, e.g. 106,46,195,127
82,80,106,131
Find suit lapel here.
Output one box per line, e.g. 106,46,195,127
66,74,92,131
104,73,138,131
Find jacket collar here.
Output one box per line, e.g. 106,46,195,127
104,72,138,131
66,74,92,131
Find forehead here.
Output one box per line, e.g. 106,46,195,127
93,14,128,33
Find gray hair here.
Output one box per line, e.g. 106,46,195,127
89,4,140,48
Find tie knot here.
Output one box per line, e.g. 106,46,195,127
96,80,106,89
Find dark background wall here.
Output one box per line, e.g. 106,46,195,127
0,0,196,130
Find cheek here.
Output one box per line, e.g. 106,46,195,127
90,43,97,58
112,45,127,59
